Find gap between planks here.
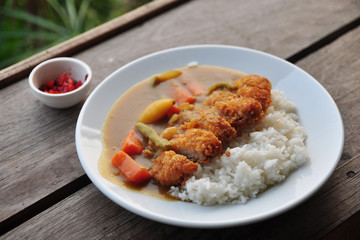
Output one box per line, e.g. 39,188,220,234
321,210,360,240
1,9,360,239
287,16,360,64
0,175,91,236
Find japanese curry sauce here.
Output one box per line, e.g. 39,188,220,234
99,65,246,200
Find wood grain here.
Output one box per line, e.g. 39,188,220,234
324,211,360,240
2,15,360,240
296,27,360,162
1,0,360,237
73,0,360,89
1,143,358,239
0,0,188,88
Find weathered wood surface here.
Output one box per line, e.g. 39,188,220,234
2,22,359,240
1,0,360,238
2,155,359,240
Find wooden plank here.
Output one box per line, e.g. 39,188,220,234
72,0,360,86
2,18,359,240
1,148,358,239
323,211,360,240
1,0,359,228
0,0,188,89
296,27,360,162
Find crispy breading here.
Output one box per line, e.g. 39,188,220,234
235,74,272,92
237,86,271,110
235,74,272,112
213,97,263,132
184,110,237,143
151,150,198,186
170,129,222,163
179,104,207,124
204,90,237,106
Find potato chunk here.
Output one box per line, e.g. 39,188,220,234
139,98,175,124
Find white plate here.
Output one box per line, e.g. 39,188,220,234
75,45,344,228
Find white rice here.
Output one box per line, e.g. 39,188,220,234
170,90,310,205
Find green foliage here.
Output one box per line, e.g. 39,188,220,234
0,0,152,69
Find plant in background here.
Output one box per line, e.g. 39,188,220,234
0,0,152,70
0,0,91,69
47,0,91,35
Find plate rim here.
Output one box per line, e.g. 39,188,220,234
75,44,344,228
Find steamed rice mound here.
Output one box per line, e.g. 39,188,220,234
170,89,310,205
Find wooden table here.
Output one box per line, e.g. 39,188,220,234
1,0,359,239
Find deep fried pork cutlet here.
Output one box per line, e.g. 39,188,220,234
204,90,237,106
235,75,272,110
183,110,237,143
150,74,271,184
237,86,271,110
179,104,206,124
212,97,263,132
151,150,198,186
170,74,271,167
170,128,222,163
235,74,272,92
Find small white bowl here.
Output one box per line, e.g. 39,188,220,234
29,57,92,108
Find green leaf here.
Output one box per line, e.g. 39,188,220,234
78,0,91,31
1,8,70,36
0,30,60,41
47,0,71,29
66,0,78,31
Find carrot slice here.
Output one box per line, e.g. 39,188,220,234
121,129,144,155
166,104,180,118
112,151,151,185
183,79,206,96
173,85,196,106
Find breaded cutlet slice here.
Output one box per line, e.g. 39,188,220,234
213,97,263,132
183,110,236,143
170,128,222,164
235,74,272,92
237,86,271,111
178,104,207,124
151,150,198,186
204,90,237,106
